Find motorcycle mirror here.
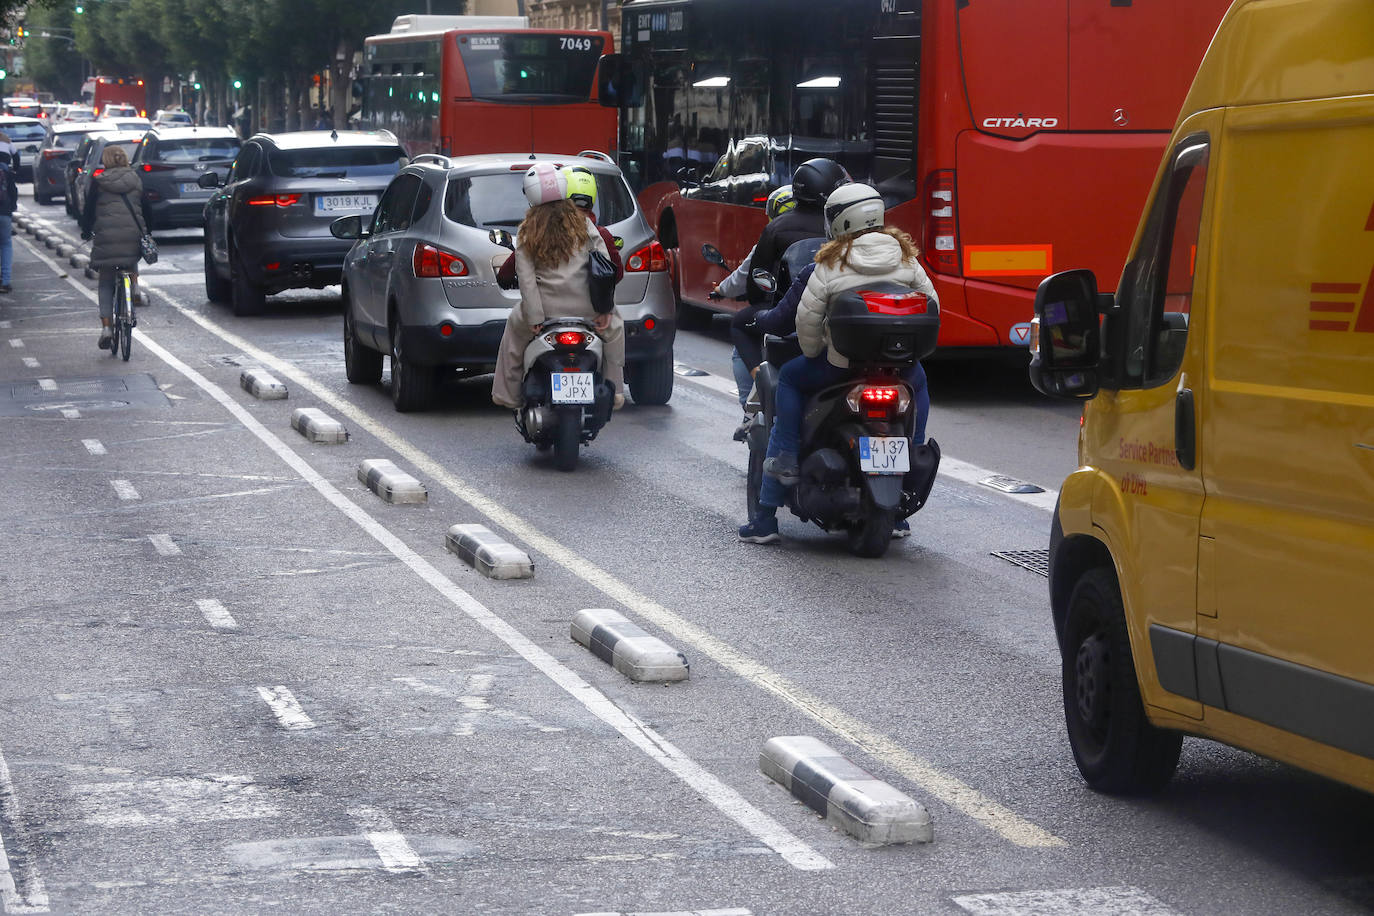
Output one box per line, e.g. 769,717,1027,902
489,228,515,250
701,244,727,268
751,268,776,293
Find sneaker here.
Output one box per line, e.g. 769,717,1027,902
738,515,780,544
97,328,112,350
732,415,751,442
892,519,911,539
763,452,800,486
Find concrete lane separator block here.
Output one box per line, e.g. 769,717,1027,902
358,458,427,504
760,736,933,845
570,608,689,683
290,407,348,444
240,367,288,400
71,252,89,269
445,523,533,580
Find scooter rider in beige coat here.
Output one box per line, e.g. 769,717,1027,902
492,163,625,410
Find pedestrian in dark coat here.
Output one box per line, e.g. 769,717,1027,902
80,145,145,349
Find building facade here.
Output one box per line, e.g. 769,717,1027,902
526,0,622,34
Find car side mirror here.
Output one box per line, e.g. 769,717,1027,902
330,214,367,240
701,244,727,268
751,269,777,294
197,171,221,189
1029,268,1102,400
488,228,514,250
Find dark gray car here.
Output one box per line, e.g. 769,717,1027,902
201,130,405,316
70,131,146,222
131,126,239,230
0,116,45,182
35,121,114,205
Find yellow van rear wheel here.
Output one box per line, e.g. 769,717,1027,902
1062,569,1182,794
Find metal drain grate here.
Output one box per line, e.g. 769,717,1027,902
992,548,1050,577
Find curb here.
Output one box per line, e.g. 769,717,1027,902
445,524,533,579
56,243,74,258
290,407,348,444
760,736,933,845
71,253,89,269
357,458,427,504
239,367,288,400
570,608,689,682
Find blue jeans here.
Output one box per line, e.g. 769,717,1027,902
0,215,11,285
731,348,752,408
759,355,930,507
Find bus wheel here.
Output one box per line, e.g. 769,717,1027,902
1061,568,1182,794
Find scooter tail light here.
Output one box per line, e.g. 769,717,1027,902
556,330,586,346
846,383,910,414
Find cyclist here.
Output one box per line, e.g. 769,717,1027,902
79,145,145,350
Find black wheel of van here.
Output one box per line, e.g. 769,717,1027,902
847,496,895,559
1062,568,1183,794
628,352,674,405
552,409,581,472
342,297,382,385
204,237,230,303
389,322,435,412
229,243,265,316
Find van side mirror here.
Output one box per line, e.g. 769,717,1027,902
701,244,727,268
597,53,644,108
330,214,367,240
1029,268,1102,399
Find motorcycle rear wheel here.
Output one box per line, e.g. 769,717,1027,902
847,501,895,558
553,410,581,471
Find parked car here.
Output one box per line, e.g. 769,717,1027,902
55,104,97,123
132,125,239,230
70,130,146,221
330,151,677,411
153,109,193,128
34,121,115,204
3,97,42,119
0,116,47,181
202,129,405,316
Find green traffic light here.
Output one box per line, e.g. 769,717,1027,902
232,79,242,90
193,82,201,91
74,5,83,13
0,69,8,80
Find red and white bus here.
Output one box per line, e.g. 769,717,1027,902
359,14,619,159
605,0,1230,352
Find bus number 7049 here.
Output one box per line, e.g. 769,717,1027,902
560,36,595,51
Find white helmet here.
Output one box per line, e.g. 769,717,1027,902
522,162,566,207
823,182,885,239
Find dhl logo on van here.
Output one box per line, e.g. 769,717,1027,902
1308,200,1374,333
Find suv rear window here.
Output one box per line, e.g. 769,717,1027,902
153,137,240,162
267,146,404,178
444,170,634,229
2,122,45,142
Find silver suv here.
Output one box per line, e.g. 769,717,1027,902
332,152,677,412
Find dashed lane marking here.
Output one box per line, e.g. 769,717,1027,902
6,339,21,349
952,886,1183,916
255,686,316,731
81,439,105,456
0,742,50,913
348,806,425,874
196,598,238,631
21,358,38,369
109,479,140,501
59,409,78,420
577,910,752,916
36,379,55,392
147,533,181,557
26,233,1059,851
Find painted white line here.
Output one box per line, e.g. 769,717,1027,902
123,326,833,871
577,910,751,916
0,743,50,913
674,360,741,397
82,439,106,456
952,886,1182,916
147,534,181,557
348,806,425,873
255,686,315,731
0,320,9,328
28,235,1053,852
110,479,140,501
6,339,21,349
36,379,56,392
59,409,79,420
21,358,38,369
196,599,237,631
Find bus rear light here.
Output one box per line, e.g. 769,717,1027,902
413,242,468,278
626,240,667,272
247,194,301,207
924,170,960,275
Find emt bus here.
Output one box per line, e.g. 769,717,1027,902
359,14,618,159
603,0,1231,351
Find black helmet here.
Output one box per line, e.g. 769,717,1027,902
790,158,850,206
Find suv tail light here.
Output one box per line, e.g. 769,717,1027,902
246,194,301,207
413,242,468,278
91,167,105,177
924,170,960,275
41,149,67,160
140,163,175,172
625,240,667,272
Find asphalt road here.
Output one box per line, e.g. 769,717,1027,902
1,193,1371,916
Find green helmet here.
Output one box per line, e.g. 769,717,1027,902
561,165,597,210
766,185,796,221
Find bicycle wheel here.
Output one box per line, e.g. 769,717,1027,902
110,276,126,359
120,275,134,361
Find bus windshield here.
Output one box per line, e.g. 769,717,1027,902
456,33,605,102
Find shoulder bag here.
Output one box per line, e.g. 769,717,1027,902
119,192,158,265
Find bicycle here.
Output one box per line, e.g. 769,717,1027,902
107,264,136,361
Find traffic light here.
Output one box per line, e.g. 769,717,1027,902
74,5,84,13
232,79,242,90
193,82,201,91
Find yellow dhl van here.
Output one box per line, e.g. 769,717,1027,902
1027,0,1374,795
